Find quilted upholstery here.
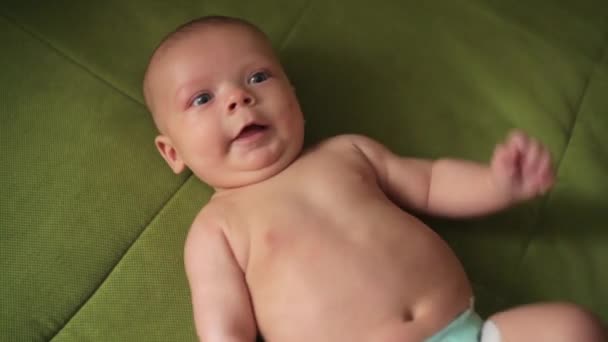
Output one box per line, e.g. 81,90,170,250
1,0,607,340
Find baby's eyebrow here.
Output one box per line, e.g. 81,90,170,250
240,54,276,69
175,80,205,106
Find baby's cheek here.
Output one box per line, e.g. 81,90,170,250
287,95,304,119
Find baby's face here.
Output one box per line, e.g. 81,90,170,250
147,24,304,190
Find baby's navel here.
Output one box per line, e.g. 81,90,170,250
402,308,414,322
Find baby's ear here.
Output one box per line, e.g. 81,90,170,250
154,135,186,174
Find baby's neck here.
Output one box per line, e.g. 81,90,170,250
211,146,310,196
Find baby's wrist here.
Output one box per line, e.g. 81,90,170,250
488,171,518,205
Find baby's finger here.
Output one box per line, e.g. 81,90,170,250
539,171,555,194
494,143,519,176
523,140,542,176
537,151,555,193
507,130,529,154
536,148,553,174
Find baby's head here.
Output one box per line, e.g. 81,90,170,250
143,16,304,191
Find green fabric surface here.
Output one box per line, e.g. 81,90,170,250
0,12,189,341
1,0,607,341
51,176,211,342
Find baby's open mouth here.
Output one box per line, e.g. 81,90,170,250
234,123,268,141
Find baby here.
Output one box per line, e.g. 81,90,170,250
143,16,606,342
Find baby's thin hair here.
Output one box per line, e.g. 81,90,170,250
156,15,268,52
142,15,269,121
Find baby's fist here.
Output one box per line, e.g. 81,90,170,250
490,130,555,202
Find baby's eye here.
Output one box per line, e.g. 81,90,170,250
191,93,212,107
248,71,269,84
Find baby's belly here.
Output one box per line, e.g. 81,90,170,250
245,205,473,342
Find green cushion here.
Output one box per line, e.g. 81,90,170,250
1,0,607,340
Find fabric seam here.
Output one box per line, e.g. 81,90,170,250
48,174,194,341
514,33,608,283
0,12,144,109
0,11,195,341
278,0,313,52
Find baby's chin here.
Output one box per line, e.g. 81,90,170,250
194,127,305,190
196,149,301,191
200,167,284,191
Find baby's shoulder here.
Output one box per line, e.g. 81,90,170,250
193,193,234,224
186,198,230,242
185,197,241,252
319,133,368,147
313,134,387,165
296,135,384,181
314,134,376,156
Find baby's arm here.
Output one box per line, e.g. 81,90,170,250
184,212,256,342
350,130,554,218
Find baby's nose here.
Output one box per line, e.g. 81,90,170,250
227,89,255,112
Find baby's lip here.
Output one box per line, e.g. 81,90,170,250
232,121,269,141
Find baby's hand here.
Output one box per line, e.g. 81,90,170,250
490,130,555,202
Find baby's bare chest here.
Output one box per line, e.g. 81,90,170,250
212,146,471,340
226,152,442,278
226,164,466,339
234,151,389,240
